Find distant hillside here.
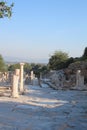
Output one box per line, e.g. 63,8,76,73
4,56,48,64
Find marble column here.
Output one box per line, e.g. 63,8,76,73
76,70,84,90
11,75,19,98
31,71,34,80
30,71,35,85
20,63,25,93
15,69,20,76
76,70,81,86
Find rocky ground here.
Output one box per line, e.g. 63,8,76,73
0,85,87,130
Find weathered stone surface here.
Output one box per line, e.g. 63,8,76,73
11,75,19,98
49,70,65,89
20,63,25,93
0,85,87,130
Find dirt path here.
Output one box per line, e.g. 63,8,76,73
0,85,87,130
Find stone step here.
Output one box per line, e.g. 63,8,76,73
0,86,11,92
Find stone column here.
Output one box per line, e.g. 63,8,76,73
15,69,20,76
76,70,81,86
76,70,84,90
30,71,35,85
11,75,19,98
20,63,24,93
31,71,34,80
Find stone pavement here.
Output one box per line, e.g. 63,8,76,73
0,85,87,130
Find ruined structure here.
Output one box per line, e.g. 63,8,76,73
44,62,87,90
25,70,39,86
20,63,25,94
0,63,25,98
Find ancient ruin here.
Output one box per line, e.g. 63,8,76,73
41,61,87,91
0,61,87,99
0,63,25,97
0,62,87,129
20,63,25,94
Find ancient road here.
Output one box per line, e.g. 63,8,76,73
0,85,87,130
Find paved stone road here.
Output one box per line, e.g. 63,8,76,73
0,85,87,130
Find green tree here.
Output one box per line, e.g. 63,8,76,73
0,54,7,72
48,51,69,70
82,47,87,58
8,63,20,71
32,64,42,78
78,47,87,61
64,57,74,68
31,63,49,78
0,1,14,18
24,63,32,73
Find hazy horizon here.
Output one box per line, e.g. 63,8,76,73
4,55,48,64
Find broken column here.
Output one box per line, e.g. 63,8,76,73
30,71,35,85
30,71,34,80
15,69,20,76
20,63,25,94
11,69,20,98
76,70,84,90
11,74,19,98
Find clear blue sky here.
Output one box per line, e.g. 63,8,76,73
0,0,87,63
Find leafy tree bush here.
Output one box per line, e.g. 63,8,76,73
0,54,7,72
8,62,49,78
80,47,87,61
8,63,20,71
24,63,32,74
82,47,87,57
48,47,87,70
48,51,69,70
64,57,74,68
0,1,14,18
